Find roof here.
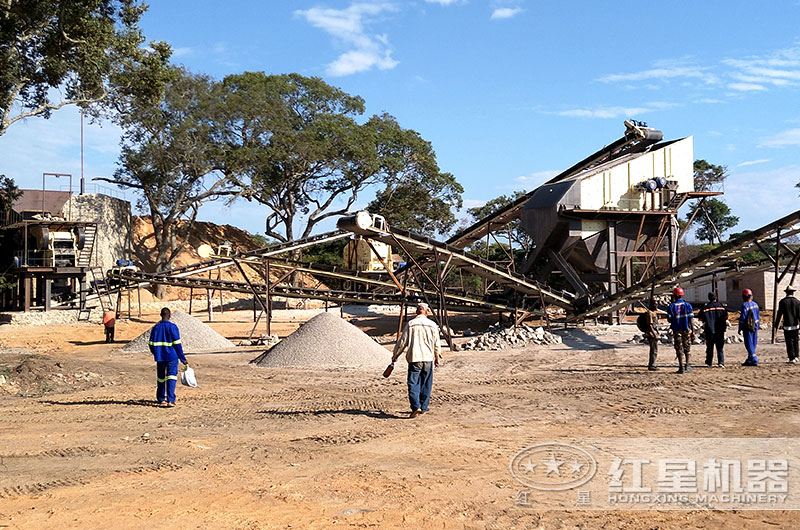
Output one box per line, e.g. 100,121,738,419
13,189,71,215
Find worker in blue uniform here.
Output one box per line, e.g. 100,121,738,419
148,307,188,406
739,289,760,366
666,286,694,374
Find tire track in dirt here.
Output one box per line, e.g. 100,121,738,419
0,445,107,459
0,461,183,499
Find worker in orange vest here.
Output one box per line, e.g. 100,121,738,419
103,307,116,343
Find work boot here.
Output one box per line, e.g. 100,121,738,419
409,409,422,419
648,365,659,371
676,365,685,374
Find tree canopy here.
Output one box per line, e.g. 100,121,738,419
686,198,739,245
0,0,171,136
466,191,532,253
0,173,21,212
215,72,462,242
693,159,728,192
98,68,234,280
686,159,737,244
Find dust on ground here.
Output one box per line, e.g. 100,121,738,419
1,308,799,529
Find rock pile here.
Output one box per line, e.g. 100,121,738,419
251,312,391,368
460,324,563,351
122,311,235,353
626,329,744,345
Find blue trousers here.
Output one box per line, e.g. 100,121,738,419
157,361,179,403
743,330,758,363
407,362,433,412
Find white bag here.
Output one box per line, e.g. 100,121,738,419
181,366,198,387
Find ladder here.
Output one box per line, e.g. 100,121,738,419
78,267,114,321
76,224,96,268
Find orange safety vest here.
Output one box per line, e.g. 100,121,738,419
103,310,116,328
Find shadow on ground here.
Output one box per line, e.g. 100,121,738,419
41,398,163,408
558,328,617,350
257,408,405,419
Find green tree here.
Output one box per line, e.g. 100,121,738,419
97,68,234,288
466,191,532,254
0,0,171,136
686,159,737,244
686,198,739,245
693,159,728,192
0,174,22,213
215,72,461,242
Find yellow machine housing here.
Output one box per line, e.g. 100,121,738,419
343,238,392,273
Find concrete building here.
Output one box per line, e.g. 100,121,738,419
0,190,133,311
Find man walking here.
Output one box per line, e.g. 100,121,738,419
700,292,727,368
774,285,800,363
739,289,760,366
636,299,660,371
148,308,188,407
390,302,442,418
666,286,694,374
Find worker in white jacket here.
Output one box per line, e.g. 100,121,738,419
391,302,442,418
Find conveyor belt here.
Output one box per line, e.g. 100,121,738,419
446,122,664,249
569,209,800,321
338,224,575,309
109,269,520,313
156,231,351,279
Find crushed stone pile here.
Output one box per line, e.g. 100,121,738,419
122,311,235,353
460,324,562,351
626,325,745,345
251,312,391,368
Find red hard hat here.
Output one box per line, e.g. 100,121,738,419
742,289,753,296
672,286,684,296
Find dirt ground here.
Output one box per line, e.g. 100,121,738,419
2,308,800,529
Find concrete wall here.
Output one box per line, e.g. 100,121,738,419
726,271,769,310
63,194,133,272
684,279,727,306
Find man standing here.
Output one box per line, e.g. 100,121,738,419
103,306,116,343
148,308,188,407
666,286,694,374
390,302,442,419
636,300,660,371
739,289,760,366
700,292,727,368
774,285,800,363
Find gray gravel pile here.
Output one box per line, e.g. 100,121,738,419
460,324,562,351
122,311,235,353
251,312,391,368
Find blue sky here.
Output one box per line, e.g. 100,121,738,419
2,0,800,242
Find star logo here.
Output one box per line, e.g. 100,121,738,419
522,459,537,474
569,459,584,475
542,453,564,476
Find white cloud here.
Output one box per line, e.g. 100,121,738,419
597,59,717,85
462,199,487,209
724,164,800,230
758,128,800,148
738,159,771,167
295,3,399,76
172,47,193,58
722,46,800,89
597,45,800,98
425,0,463,5
728,82,767,92
551,101,678,119
491,7,524,20
515,170,559,186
